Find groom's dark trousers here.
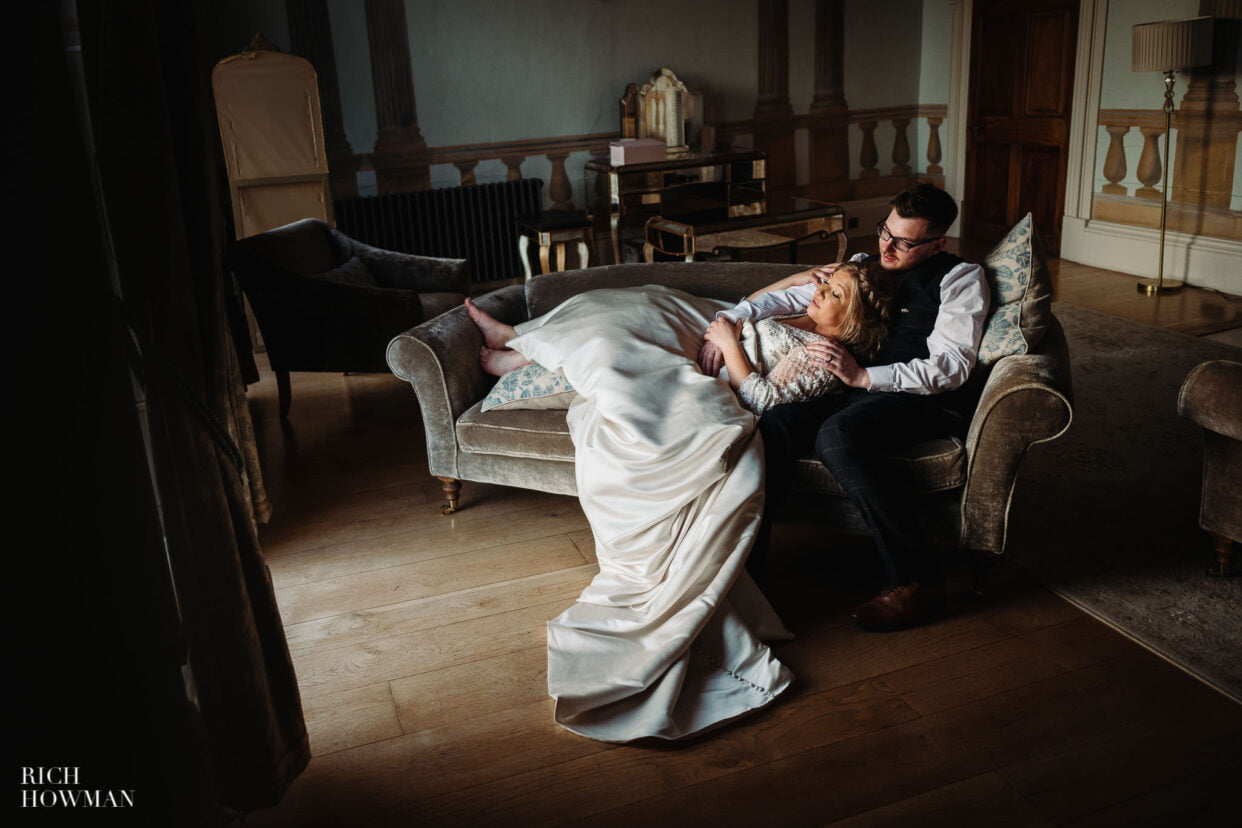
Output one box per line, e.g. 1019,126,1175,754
751,387,960,586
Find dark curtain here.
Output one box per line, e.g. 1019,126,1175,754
13,2,307,823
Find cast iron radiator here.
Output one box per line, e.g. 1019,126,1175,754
334,179,544,284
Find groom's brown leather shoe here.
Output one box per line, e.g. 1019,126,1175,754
850,582,946,631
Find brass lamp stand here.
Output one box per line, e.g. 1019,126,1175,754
1130,16,1214,296
1140,70,1181,296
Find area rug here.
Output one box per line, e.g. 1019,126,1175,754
1004,303,1241,701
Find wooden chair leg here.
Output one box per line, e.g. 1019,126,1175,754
1207,531,1238,577
275,370,291,420
437,476,461,515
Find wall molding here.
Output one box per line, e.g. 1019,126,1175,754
1062,214,1242,294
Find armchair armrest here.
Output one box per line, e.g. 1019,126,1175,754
332,228,471,294
386,285,528,478
959,317,1074,554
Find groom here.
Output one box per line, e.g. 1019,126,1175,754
700,183,990,631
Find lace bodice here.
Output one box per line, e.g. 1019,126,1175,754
736,318,838,415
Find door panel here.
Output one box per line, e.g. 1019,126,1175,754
964,0,1079,254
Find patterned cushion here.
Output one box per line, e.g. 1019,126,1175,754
978,214,1053,364
307,256,377,287
481,362,578,412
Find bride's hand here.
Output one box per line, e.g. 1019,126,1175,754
703,318,742,352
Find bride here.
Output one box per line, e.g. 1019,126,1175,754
462,263,892,743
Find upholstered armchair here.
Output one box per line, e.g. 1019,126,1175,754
227,218,470,418
1178,360,1242,576
388,219,1073,580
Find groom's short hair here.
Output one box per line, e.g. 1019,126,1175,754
891,184,958,236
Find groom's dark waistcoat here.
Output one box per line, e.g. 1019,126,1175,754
861,250,987,424
867,251,963,368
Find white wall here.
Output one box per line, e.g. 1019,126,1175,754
215,1,950,201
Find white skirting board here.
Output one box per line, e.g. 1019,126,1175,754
1061,216,1242,296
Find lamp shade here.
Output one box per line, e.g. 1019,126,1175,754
1132,16,1214,72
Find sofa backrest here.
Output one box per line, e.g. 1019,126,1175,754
524,262,806,318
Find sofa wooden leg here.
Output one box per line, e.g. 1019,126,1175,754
969,550,997,597
276,370,291,420
1207,531,1238,577
437,476,461,515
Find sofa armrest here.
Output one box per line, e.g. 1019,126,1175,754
959,316,1074,554
386,285,528,478
1178,360,1242,440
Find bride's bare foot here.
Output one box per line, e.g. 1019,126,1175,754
480,347,532,377
465,298,517,349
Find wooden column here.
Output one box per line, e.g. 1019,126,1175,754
858,121,879,178
891,118,912,176
1101,125,1129,196
365,0,430,193
806,0,851,199
1171,0,1239,208
1135,126,1164,200
286,0,358,198
753,0,796,193
547,153,573,211
926,117,944,175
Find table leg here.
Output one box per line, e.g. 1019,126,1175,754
556,243,566,272
577,239,590,268
539,243,551,275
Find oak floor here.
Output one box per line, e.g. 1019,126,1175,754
245,256,1241,827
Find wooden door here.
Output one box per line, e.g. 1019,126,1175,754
963,0,1078,254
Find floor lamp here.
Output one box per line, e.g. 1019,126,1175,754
1131,16,1214,296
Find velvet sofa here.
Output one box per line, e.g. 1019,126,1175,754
386,253,1074,570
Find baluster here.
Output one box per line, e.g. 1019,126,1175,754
547,152,574,210
454,160,478,186
858,121,879,179
1135,126,1164,200
1101,125,1130,196
891,118,911,176
926,117,943,175
501,155,525,181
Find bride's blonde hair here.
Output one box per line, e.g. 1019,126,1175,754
833,262,894,359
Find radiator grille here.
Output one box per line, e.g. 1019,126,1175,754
334,179,544,284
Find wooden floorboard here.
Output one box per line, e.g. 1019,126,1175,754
245,252,1240,826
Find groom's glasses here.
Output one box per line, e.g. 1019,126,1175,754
876,221,942,253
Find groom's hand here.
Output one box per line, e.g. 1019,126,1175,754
805,339,870,389
698,341,724,376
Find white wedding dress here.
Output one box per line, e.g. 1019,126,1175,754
506,286,795,743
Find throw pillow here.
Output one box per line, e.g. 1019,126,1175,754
978,213,1053,364
481,362,578,412
308,256,377,287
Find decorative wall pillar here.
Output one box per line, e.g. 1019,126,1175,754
807,0,850,197
1101,125,1130,195
454,161,478,186
1135,127,1165,199
547,153,573,211
926,117,944,175
286,0,358,198
1171,0,1240,208
891,118,912,176
752,0,796,193
858,121,879,178
502,156,525,181
364,0,430,193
